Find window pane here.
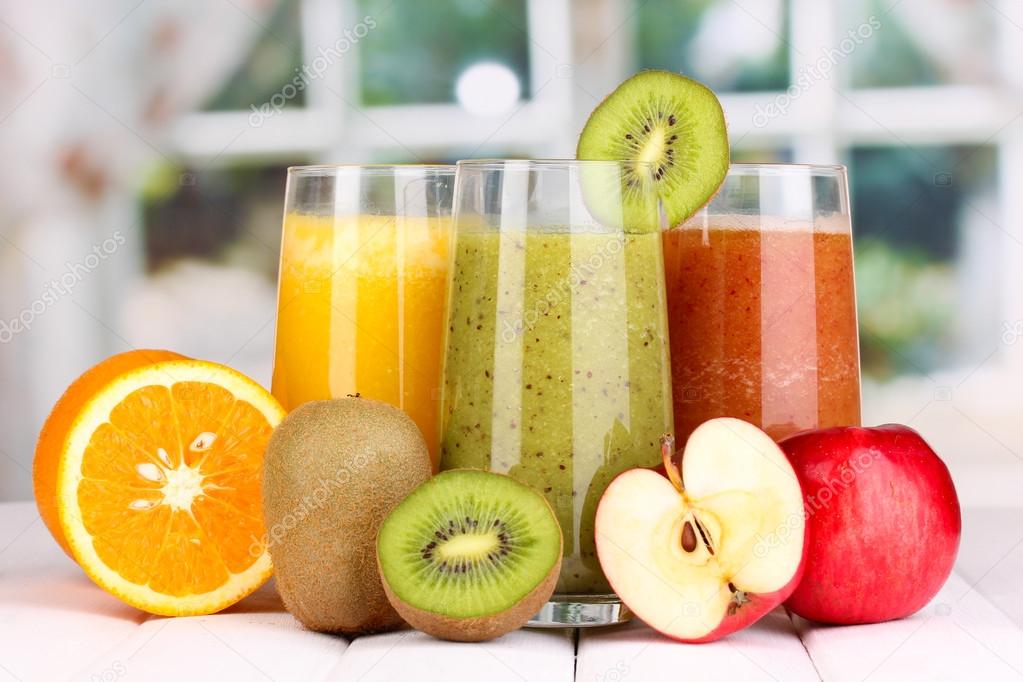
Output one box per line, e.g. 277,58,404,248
732,147,792,164
849,145,998,378
203,0,305,111
133,163,296,381
357,0,531,106
636,0,789,92
845,0,998,88
141,162,289,277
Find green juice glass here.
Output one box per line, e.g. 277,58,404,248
439,160,674,626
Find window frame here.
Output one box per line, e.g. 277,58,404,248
164,0,1023,382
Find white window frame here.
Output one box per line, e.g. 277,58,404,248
164,0,1023,381
120,0,1023,506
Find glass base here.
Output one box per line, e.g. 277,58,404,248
527,594,632,628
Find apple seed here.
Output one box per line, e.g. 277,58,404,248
681,521,697,552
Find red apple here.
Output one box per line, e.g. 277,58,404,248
779,424,961,624
595,418,807,642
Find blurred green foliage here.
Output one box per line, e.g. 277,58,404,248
203,0,304,111
357,0,531,106
854,239,956,378
850,145,996,376
141,163,292,274
849,0,938,88
847,0,995,88
636,0,789,91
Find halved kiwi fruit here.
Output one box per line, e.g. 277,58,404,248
577,70,729,231
376,469,562,642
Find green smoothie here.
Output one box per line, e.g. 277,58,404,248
440,227,673,593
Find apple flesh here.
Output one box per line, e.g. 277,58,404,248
595,418,807,642
779,424,961,624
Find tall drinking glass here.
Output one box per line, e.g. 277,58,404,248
440,160,673,626
663,163,861,443
273,164,454,465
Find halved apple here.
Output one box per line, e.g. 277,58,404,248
594,418,806,642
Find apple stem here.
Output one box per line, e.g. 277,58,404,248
661,434,684,493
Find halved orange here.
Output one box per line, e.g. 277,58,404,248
33,350,285,616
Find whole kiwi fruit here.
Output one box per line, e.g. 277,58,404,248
262,398,432,634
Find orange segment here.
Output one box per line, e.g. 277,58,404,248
35,349,184,555
34,351,284,616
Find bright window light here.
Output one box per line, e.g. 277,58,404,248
455,62,521,116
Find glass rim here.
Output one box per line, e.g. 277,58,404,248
456,159,658,171
287,163,455,176
725,162,846,177
457,159,846,176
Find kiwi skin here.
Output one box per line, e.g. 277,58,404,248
379,553,561,642
262,398,432,635
376,470,563,642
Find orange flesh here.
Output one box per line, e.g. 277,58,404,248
76,382,272,594
272,213,450,466
34,350,185,555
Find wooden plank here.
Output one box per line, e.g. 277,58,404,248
326,628,576,682
0,502,348,681
577,609,821,682
74,586,348,682
958,506,1023,627
0,502,148,682
794,573,1023,681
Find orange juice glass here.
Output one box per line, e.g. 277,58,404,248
272,165,454,465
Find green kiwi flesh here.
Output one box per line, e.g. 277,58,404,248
262,398,432,634
377,469,563,642
577,70,729,231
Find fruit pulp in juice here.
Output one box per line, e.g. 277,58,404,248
272,213,451,465
440,228,673,593
663,218,861,443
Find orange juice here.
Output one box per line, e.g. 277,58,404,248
272,213,451,465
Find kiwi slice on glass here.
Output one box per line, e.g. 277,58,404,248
376,469,562,642
577,69,729,231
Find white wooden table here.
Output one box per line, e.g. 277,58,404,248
2,501,1022,681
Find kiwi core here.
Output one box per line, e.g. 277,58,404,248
635,122,670,169
436,532,500,561
422,517,512,573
